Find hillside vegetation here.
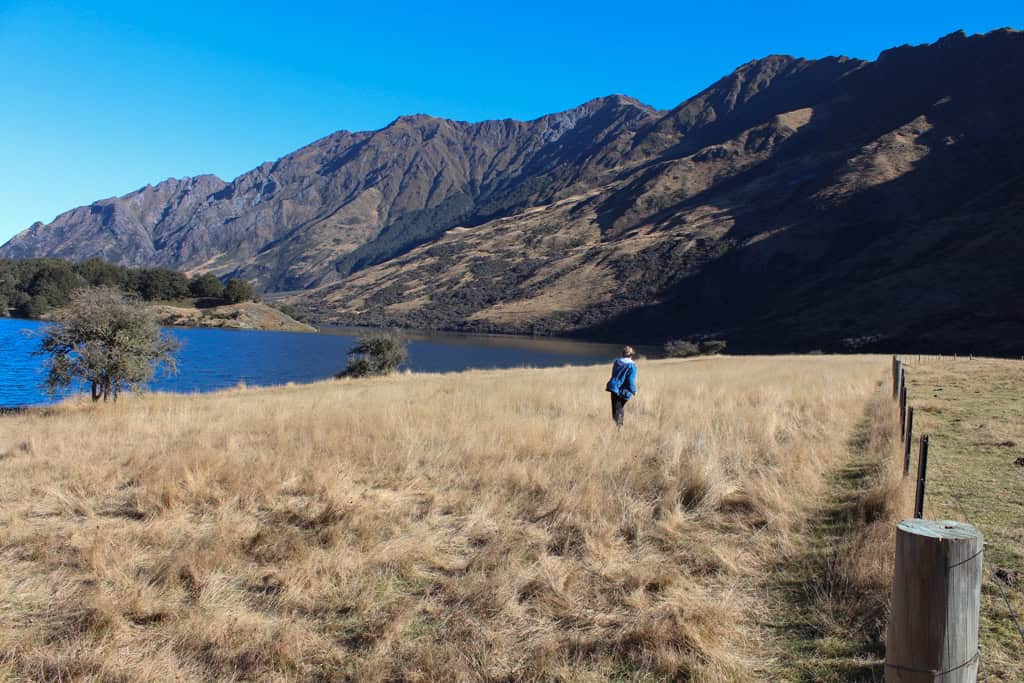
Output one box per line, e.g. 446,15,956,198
0,257,262,321
0,355,908,681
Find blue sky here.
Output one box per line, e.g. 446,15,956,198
1,1,1020,245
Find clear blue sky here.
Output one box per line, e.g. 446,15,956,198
1,1,1020,245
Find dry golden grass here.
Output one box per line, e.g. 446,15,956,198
759,384,913,681
0,355,887,681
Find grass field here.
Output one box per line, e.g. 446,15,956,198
0,355,905,681
901,356,1024,682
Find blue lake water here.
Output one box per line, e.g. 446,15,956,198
0,317,630,407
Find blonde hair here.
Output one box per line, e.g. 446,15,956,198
622,345,635,358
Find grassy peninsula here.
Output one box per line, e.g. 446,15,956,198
148,300,316,333
1,257,315,333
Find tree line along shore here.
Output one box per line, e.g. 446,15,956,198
0,257,312,332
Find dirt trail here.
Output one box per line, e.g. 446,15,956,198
755,384,899,681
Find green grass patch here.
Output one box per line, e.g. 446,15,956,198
903,356,1024,681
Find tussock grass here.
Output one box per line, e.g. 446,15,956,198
760,384,913,681
0,355,885,681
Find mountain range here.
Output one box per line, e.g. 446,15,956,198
3,28,1022,353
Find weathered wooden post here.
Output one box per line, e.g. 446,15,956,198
885,519,983,682
914,435,929,519
903,407,914,476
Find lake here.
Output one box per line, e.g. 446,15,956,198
0,318,633,407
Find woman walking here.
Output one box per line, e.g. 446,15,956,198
605,345,638,427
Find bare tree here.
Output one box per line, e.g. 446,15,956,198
37,287,179,401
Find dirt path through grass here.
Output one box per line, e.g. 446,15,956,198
755,381,907,681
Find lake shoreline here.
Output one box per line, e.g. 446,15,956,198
0,317,627,408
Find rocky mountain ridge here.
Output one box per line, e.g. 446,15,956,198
3,95,659,291
4,28,1023,353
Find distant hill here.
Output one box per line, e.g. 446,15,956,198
4,29,1023,354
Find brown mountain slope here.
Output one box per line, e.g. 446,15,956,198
3,29,1023,353
0,96,658,292
301,28,1024,354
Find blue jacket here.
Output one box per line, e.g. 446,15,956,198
606,357,638,399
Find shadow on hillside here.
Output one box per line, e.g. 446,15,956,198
577,33,1024,355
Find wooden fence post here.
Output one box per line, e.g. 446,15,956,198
903,407,914,477
885,519,983,682
914,435,929,519
894,360,903,400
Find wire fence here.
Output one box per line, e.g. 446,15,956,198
891,355,1024,658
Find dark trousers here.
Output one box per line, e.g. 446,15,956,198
611,393,627,427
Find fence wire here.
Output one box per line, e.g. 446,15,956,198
897,356,1024,654
944,489,1024,648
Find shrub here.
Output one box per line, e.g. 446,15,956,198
699,339,728,355
664,340,699,358
338,334,407,378
269,302,310,323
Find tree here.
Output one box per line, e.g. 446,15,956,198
37,287,179,401
74,258,129,289
25,261,85,311
14,293,46,320
222,278,255,304
128,267,190,301
338,334,407,378
189,273,225,299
